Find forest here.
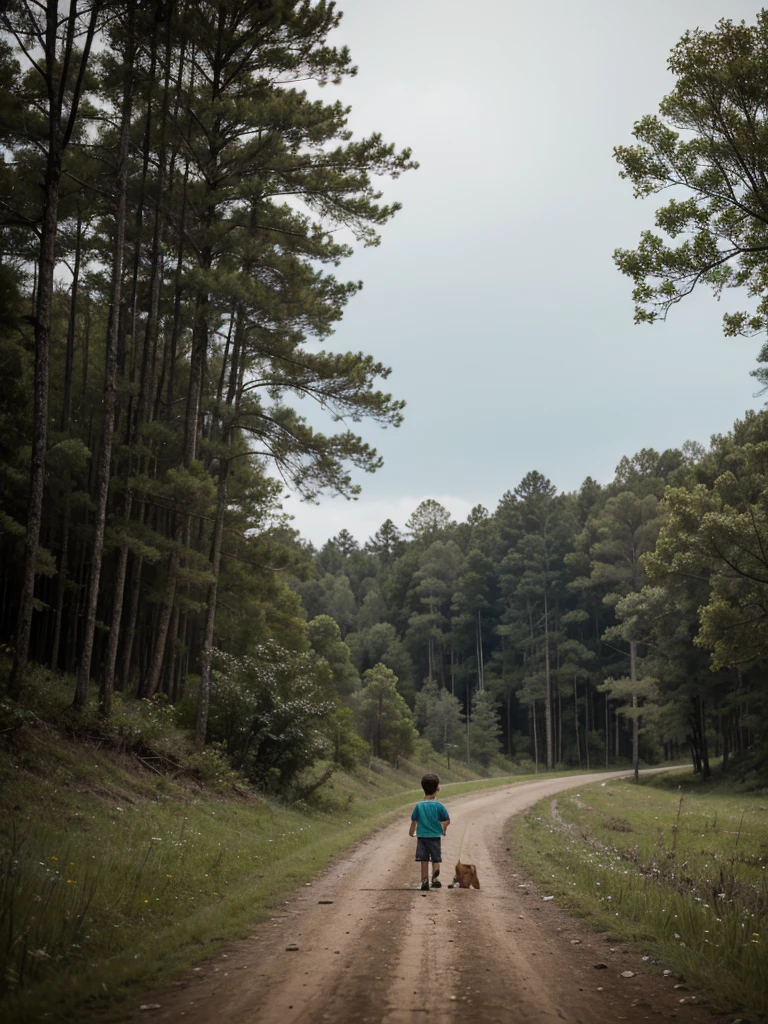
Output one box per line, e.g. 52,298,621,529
1,1,768,793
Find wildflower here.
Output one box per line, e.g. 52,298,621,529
50,856,58,862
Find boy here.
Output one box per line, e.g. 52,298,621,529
409,772,450,891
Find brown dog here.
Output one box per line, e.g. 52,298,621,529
452,859,480,889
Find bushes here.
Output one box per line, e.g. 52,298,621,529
204,645,337,791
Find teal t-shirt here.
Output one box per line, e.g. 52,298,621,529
411,799,449,838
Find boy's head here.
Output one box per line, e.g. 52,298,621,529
421,773,440,796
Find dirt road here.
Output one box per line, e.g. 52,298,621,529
123,771,731,1024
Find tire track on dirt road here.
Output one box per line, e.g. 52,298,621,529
121,769,733,1024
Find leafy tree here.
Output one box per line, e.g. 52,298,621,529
205,644,336,791
641,412,768,772
345,622,414,700
356,581,389,630
611,583,716,776
613,13,768,386
469,690,502,768
590,489,661,779
407,539,463,684
354,663,415,764
414,678,464,763
306,614,359,697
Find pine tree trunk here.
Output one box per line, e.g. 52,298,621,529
630,639,639,782
61,210,83,432
699,695,710,779
51,210,82,672
10,0,102,696
11,157,61,696
543,589,553,769
120,529,144,693
50,499,70,671
101,488,133,703
75,11,135,711
141,546,179,700
195,445,230,748
584,681,590,770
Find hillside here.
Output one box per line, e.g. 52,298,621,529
0,693,519,1024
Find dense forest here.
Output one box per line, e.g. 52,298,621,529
1,2,767,791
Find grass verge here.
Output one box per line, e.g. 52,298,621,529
510,771,768,1015
1,711,603,1023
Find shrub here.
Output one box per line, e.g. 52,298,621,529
206,644,336,791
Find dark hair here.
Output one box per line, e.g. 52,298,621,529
421,773,440,796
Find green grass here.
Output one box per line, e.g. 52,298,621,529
0,666,663,1022
0,708,579,1024
510,771,768,1015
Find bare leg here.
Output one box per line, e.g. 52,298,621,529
420,861,429,882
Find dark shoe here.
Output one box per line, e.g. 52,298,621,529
430,878,442,888
420,879,429,891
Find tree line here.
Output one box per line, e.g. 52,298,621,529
0,0,414,768
297,423,768,785
1,5,768,790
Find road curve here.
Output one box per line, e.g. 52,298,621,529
122,769,728,1024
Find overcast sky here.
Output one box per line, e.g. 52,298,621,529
282,0,764,547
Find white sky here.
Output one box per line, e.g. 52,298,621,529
283,0,764,547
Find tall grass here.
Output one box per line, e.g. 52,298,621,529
0,706,564,1022
512,773,768,1014
0,667,647,1021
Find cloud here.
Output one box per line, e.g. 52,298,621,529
282,493,478,548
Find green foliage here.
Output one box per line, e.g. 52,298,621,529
613,12,768,387
414,679,464,757
354,663,415,764
0,697,519,1022
469,690,502,768
206,645,336,791
513,777,768,1014
306,614,360,697
345,621,414,695
290,432,768,784
0,0,415,764
405,499,453,543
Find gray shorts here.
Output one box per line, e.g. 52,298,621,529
415,836,442,862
